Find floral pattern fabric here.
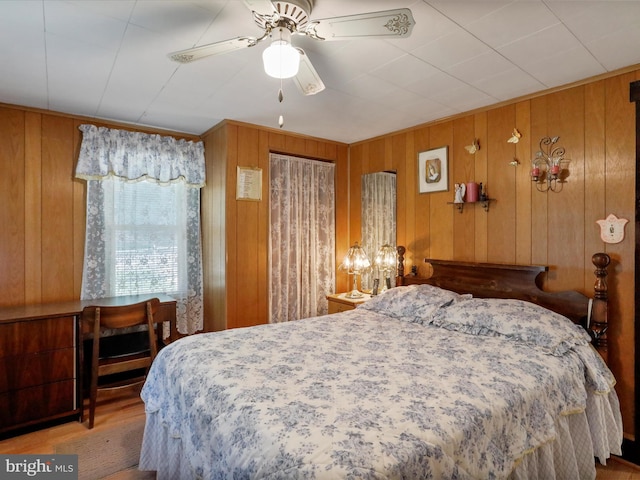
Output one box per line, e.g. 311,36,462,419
141,298,621,479
429,298,592,356
76,124,205,187
358,284,470,324
269,154,335,322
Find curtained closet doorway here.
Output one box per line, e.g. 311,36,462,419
269,153,336,323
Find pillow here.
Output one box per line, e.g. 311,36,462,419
429,298,591,356
357,284,470,325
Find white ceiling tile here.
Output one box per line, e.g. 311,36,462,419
520,46,606,88
328,39,406,75
412,28,492,70
371,54,440,88
428,85,497,113
0,1,44,31
0,4,47,108
338,75,408,112
428,1,513,28
445,51,515,85
63,0,136,23
586,25,640,71
472,68,545,101
546,1,640,45
46,32,116,115
405,71,466,98
464,1,561,48
44,0,129,49
0,0,637,142
498,23,583,66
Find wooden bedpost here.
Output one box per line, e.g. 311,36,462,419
590,252,610,362
397,246,406,279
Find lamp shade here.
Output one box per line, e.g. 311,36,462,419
374,244,397,272
262,27,300,79
339,242,371,274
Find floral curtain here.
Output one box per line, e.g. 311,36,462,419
361,172,397,291
269,153,335,322
76,124,205,335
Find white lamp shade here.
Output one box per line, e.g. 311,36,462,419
339,242,371,274
374,244,397,272
262,27,300,79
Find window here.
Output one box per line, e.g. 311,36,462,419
107,179,184,296
76,124,205,335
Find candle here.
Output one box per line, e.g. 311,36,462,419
531,167,540,177
466,182,479,202
550,164,560,175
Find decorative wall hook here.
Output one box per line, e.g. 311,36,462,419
509,158,519,166
507,128,521,144
465,138,480,154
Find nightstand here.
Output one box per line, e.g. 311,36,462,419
327,293,371,314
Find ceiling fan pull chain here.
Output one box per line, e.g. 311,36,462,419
278,79,284,128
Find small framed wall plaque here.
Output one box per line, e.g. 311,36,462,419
417,146,449,194
236,166,262,201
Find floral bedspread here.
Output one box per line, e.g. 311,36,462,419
141,298,618,479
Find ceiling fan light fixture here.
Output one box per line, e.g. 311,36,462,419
262,27,300,79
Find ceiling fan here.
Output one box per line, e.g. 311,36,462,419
169,0,415,96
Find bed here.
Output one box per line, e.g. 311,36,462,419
139,249,622,479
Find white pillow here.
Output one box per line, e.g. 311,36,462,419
430,298,592,356
358,284,470,325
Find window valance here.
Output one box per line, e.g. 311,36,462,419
76,124,206,187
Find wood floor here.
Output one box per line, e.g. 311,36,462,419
0,391,639,479
0,388,152,479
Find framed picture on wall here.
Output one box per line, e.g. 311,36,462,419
417,146,449,194
236,166,262,201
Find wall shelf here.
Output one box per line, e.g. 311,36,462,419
447,198,494,213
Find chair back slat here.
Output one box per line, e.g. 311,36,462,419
83,298,160,330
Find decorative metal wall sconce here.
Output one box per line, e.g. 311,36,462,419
530,136,568,193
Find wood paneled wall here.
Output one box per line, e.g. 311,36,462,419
0,105,198,308
199,121,349,332
349,70,639,437
0,68,637,438
0,109,86,307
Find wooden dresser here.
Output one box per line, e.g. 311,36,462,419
0,294,176,435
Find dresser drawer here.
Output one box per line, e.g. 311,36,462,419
0,317,75,357
0,348,75,394
326,293,371,314
0,380,77,430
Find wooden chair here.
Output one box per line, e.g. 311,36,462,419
82,298,160,429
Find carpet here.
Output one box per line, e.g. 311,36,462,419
55,417,147,480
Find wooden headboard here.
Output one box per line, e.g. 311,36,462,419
395,246,611,361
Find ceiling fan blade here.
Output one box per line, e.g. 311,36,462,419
169,37,258,63
293,48,325,96
242,0,275,15
304,8,414,41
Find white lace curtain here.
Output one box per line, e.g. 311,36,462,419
75,124,205,335
269,153,335,322
361,172,397,291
